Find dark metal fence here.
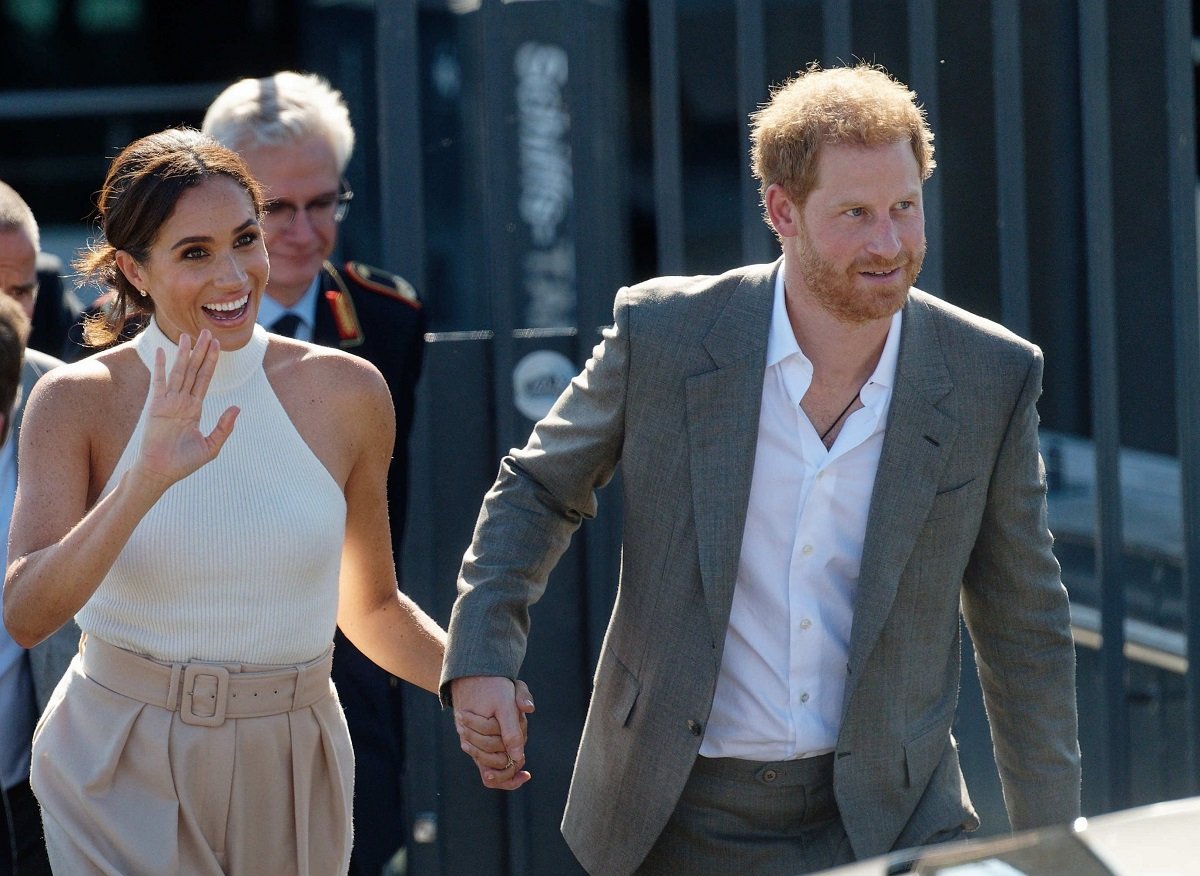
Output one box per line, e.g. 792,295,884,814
376,1,1200,871
0,0,1193,871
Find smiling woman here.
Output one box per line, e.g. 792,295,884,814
74,129,267,352
0,128,500,875
113,175,267,348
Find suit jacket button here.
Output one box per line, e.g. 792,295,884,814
687,719,703,736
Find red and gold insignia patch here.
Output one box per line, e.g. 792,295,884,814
324,289,364,346
344,261,421,311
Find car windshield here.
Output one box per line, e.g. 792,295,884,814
914,828,1112,876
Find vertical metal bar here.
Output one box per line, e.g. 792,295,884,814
736,0,775,266
480,0,523,460
822,0,852,66
567,0,627,334
374,3,444,872
1165,0,1200,795
376,0,426,290
564,0,629,672
906,0,944,296
990,0,1031,339
650,0,685,274
1078,0,1131,812
477,3,531,870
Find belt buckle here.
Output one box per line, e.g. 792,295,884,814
180,664,230,727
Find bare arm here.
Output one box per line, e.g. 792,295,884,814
3,332,238,646
333,365,446,693
331,362,535,786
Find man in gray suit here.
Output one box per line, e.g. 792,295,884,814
443,64,1081,875
0,182,72,876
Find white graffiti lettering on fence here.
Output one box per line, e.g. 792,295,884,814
515,41,575,327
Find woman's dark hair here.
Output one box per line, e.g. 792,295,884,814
75,128,264,348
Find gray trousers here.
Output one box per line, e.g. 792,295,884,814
636,753,854,875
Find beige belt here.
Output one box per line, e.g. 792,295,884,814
81,635,334,727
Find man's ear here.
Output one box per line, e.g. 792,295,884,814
113,250,146,294
764,183,800,239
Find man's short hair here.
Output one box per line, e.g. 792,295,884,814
0,294,29,444
202,71,356,173
0,180,40,251
750,62,936,211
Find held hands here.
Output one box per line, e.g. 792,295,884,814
134,331,239,491
453,676,536,791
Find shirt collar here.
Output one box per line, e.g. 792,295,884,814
256,274,321,331
766,265,801,369
765,258,903,396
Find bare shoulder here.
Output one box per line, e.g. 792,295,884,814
260,338,394,486
265,337,390,403
264,337,395,446
26,345,145,424
21,346,148,500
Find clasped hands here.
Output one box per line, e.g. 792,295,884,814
452,675,536,791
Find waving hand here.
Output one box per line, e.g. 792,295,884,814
134,330,240,488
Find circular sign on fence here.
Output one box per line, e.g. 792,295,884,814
513,350,577,422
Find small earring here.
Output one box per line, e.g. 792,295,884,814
139,289,148,297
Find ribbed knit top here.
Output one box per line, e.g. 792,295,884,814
76,320,347,664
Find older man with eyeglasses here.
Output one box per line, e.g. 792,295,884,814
202,71,427,876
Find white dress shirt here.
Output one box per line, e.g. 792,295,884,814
256,274,320,342
699,266,903,761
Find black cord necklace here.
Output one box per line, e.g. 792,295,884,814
818,392,860,441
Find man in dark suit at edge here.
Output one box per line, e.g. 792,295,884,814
203,71,425,876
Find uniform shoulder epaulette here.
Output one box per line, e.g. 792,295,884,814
343,261,421,311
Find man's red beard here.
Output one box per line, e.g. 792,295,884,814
795,226,925,325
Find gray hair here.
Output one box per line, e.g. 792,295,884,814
202,71,355,173
0,180,39,250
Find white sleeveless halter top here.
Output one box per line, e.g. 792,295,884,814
76,320,347,664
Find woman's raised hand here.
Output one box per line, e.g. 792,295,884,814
134,330,240,489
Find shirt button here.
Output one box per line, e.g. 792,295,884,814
800,692,810,704
799,618,812,630
687,719,703,737
802,545,814,556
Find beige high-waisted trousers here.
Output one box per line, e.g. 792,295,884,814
30,635,354,875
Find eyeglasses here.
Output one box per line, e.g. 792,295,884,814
262,179,354,229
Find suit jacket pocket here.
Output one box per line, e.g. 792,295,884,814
924,478,986,523
903,721,951,789
593,645,641,728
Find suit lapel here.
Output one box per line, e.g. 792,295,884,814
844,294,957,694
685,261,776,645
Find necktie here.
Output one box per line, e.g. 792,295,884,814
271,313,302,338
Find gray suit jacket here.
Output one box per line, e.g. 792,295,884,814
442,261,1081,876
15,348,80,713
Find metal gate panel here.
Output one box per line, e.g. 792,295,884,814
372,1,1200,870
